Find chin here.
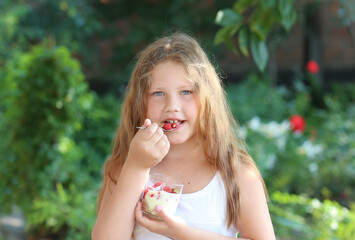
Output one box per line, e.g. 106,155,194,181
167,134,196,146
168,138,186,145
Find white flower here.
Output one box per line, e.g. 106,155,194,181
276,135,287,150
308,163,318,173
265,154,277,169
299,140,323,159
248,117,289,140
249,116,261,131
311,199,321,209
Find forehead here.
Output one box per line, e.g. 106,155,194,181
150,60,192,87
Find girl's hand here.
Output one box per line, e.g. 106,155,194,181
127,119,170,169
135,202,187,239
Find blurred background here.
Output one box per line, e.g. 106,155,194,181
0,0,354,239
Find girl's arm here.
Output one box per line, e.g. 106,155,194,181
92,120,170,240
92,162,150,240
236,164,276,240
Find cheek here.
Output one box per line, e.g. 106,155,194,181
185,101,199,121
146,100,162,119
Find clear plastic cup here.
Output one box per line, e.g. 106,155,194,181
141,173,184,221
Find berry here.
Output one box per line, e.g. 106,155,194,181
163,123,172,130
163,186,172,193
143,188,149,198
171,123,177,129
153,182,162,188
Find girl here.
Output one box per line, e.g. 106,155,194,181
92,33,275,240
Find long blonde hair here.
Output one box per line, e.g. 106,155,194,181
97,32,267,228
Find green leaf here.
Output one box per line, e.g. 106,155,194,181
272,215,312,232
215,25,240,44
214,26,239,54
260,0,277,9
281,9,297,31
250,7,274,41
215,9,242,27
238,27,249,57
233,0,257,14
250,33,268,72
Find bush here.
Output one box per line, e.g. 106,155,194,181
270,191,355,240
0,40,96,238
226,72,289,124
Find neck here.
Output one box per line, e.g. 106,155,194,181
165,137,203,163
152,136,207,174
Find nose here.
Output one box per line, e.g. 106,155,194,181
165,96,181,112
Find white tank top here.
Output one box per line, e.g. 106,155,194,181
132,172,239,239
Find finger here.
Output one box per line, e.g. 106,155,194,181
142,118,151,128
135,202,163,230
135,201,143,219
155,135,170,155
154,205,173,225
149,126,165,144
137,118,151,132
142,122,159,139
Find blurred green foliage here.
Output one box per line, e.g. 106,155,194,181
270,192,355,239
0,0,236,92
0,41,92,208
228,72,355,239
229,72,355,204
226,73,289,123
215,0,297,71
0,42,96,238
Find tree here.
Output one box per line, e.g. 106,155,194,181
214,0,297,72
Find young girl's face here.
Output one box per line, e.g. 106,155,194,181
146,60,199,145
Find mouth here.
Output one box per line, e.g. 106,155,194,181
162,119,185,130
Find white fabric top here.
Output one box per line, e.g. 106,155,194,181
132,172,239,239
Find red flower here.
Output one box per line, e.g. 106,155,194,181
290,115,306,133
306,60,319,74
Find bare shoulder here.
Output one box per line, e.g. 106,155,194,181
236,163,276,240
236,163,265,196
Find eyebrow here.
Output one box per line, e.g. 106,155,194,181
150,84,193,90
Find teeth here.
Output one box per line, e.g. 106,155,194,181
166,120,180,123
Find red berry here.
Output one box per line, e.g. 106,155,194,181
163,123,172,130
171,123,177,129
163,186,172,193
143,188,149,198
153,182,162,188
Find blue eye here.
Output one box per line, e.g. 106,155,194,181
153,91,164,96
181,90,192,95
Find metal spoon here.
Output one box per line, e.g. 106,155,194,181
136,126,176,132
